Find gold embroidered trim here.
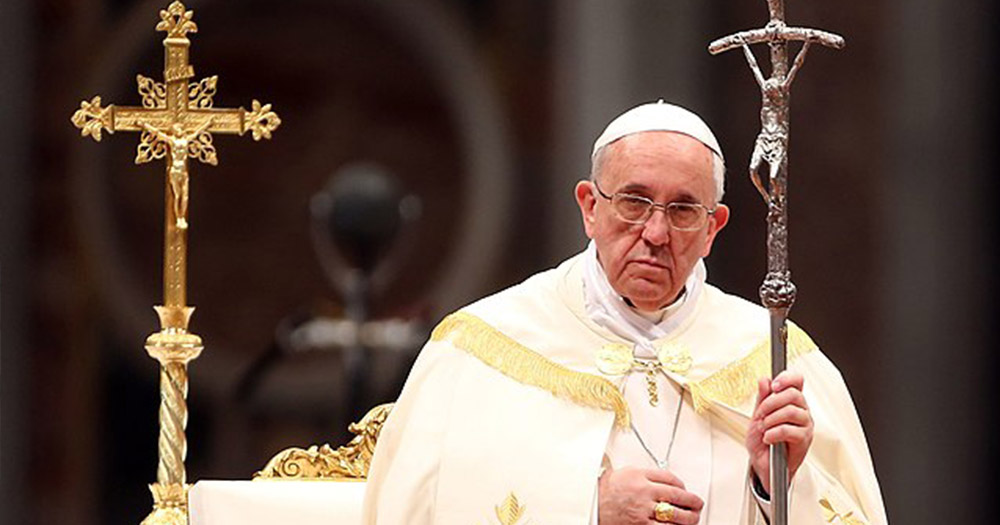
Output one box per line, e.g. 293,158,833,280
492,492,527,525
688,323,817,413
431,312,629,427
820,495,866,525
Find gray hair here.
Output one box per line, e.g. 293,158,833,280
589,139,726,203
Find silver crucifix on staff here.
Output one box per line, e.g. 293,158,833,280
709,1,844,524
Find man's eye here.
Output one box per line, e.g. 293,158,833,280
616,196,650,216
672,205,699,218
669,204,704,227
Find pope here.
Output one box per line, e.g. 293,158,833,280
362,101,888,525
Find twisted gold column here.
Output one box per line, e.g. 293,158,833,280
156,362,190,485
142,306,202,525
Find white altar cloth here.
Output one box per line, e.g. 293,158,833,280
189,480,366,525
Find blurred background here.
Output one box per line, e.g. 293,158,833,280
2,0,997,523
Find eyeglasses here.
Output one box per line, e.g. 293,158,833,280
592,181,717,231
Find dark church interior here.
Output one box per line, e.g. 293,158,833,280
2,0,998,523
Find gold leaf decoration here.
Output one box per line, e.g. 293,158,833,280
245,100,281,141
187,131,218,165
156,1,198,39
656,342,693,374
188,76,218,109
595,343,632,376
136,129,168,164
819,496,866,525
71,96,113,142
494,492,527,525
137,74,166,109
254,403,393,480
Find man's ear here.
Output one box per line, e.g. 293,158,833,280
701,203,730,257
575,180,597,239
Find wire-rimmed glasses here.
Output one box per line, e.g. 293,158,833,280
593,181,717,231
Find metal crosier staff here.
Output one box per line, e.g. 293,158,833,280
708,1,844,524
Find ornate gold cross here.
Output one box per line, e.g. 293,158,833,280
70,2,279,524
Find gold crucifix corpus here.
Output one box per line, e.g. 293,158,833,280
70,2,279,524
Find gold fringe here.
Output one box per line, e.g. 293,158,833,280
688,323,817,413
431,312,630,428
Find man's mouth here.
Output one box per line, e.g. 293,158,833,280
630,259,668,270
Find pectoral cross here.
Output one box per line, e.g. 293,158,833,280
70,3,279,524
709,2,844,524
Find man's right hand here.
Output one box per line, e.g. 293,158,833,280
597,466,704,524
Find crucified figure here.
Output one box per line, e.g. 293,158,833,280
142,120,212,229
741,38,811,202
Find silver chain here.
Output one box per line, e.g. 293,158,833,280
627,373,684,470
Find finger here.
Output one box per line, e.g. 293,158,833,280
649,502,701,525
650,485,704,511
756,386,809,418
771,370,804,393
763,423,813,445
753,377,771,418
645,468,686,489
763,404,811,430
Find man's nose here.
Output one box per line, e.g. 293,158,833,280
641,208,671,246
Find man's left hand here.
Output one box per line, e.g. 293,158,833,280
745,370,814,494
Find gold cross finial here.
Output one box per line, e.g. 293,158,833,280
156,1,198,40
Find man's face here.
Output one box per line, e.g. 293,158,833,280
575,131,729,311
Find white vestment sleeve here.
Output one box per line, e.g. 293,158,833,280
784,352,888,525
750,471,773,521
589,485,599,525
362,342,462,524
363,329,616,524
711,350,887,525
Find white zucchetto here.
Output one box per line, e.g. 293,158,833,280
592,100,724,163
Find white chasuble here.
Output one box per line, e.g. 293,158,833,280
362,252,888,525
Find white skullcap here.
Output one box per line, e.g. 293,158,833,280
592,100,724,163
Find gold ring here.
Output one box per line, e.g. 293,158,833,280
653,501,676,522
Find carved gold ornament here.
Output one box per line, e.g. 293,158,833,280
595,342,692,377
254,403,394,480
245,100,282,140
656,342,693,374
139,483,189,525
595,343,632,375
596,341,692,406
156,1,198,39
70,96,113,141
